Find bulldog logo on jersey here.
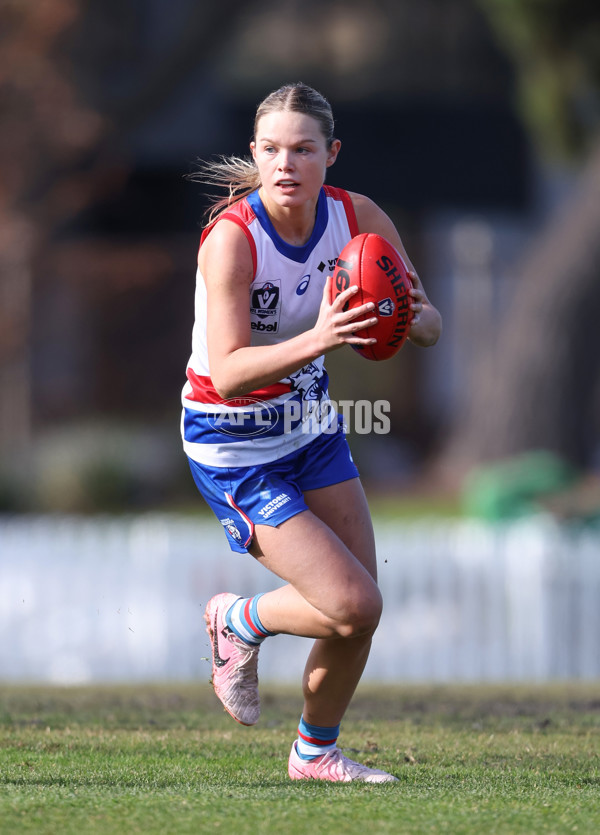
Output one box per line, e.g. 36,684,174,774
287,362,327,402
250,280,281,333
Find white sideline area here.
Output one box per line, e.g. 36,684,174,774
1,514,599,684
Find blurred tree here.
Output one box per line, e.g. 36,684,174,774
0,0,254,460
478,0,600,158
439,0,600,480
0,0,107,452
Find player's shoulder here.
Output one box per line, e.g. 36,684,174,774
348,191,382,222
346,191,396,237
199,211,255,279
346,190,375,210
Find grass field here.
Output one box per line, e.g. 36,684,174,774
1,682,599,834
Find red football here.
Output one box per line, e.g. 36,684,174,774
330,233,414,361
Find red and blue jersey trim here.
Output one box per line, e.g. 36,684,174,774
199,201,258,276
185,369,292,406
199,186,358,270
322,185,359,238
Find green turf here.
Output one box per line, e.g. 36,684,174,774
1,683,598,834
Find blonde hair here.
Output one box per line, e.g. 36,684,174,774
190,83,336,225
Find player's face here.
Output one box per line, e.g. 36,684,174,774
251,111,340,209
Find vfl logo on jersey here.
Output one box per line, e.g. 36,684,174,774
377,297,395,317
296,274,311,295
251,282,279,317
250,280,280,333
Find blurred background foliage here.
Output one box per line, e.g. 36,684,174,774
478,0,600,158
1,0,599,519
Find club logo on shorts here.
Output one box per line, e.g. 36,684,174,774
219,517,242,543
377,297,395,317
251,281,280,333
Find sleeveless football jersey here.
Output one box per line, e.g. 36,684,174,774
181,185,359,467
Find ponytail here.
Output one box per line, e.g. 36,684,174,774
188,154,261,225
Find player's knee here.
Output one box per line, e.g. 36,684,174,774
334,585,383,638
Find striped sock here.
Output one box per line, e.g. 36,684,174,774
225,594,274,646
296,715,340,761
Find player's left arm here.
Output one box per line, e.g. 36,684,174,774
350,192,442,347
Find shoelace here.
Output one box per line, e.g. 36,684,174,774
226,632,259,680
318,748,380,779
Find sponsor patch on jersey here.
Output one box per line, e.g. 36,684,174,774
317,257,339,274
251,280,281,332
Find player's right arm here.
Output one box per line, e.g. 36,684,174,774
351,192,442,347
201,220,376,399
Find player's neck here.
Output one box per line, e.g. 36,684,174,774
259,190,318,247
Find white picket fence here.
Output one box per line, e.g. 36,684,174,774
1,513,599,684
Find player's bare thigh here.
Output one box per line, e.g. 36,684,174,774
248,479,379,625
303,478,377,580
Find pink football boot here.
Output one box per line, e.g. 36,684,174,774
288,741,398,783
204,593,260,726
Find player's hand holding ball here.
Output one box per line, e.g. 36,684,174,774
330,233,415,361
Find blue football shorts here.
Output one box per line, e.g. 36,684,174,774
187,416,360,553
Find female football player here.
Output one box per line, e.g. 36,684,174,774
182,82,441,782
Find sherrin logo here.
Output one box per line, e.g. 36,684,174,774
207,397,279,437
